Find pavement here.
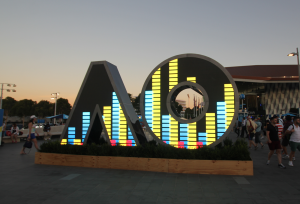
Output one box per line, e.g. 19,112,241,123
0,132,300,204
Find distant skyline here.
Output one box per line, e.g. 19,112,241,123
1,0,299,106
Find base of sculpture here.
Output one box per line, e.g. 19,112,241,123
35,152,253,176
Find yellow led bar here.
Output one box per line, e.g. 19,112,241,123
103,106,112,139
152,68,161,138
224,84,234,129
188,122,197,149
187,77,196,83
119,105,127,146
169,116,178,147
206,113,215,145
61,139,67,145
169,59,178,91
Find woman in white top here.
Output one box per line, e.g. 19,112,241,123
20,115,39,155
10,123,19,143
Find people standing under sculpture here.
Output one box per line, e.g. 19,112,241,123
10,123,19,143
254,117,264,148
240,117,247,138
20,115,39,155
246,116,257,149
286,117,300,166
266,117,286,169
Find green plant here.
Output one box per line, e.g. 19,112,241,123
39,138,251,160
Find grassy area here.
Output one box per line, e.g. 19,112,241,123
39,138,251,160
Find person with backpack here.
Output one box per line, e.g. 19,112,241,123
266,117,286,169
286,117,300,167
20,115,40,155
246,116,258,149
282,115,293,159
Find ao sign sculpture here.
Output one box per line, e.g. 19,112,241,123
60,54,239,149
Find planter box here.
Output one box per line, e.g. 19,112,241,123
35,152,253,176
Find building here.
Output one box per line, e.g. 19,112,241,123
226,65,299,116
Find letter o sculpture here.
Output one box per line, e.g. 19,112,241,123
140,54,239,149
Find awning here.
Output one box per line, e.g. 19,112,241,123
46,114,69,119
282,113,296,117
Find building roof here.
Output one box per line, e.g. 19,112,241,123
225,65,299,82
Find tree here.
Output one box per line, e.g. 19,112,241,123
56,98,72,115
2,97,17,116
132,94,141,114
184,108,193,119
11,99,36,126
174,101,183,114
34,100,54,118
128,93,134,103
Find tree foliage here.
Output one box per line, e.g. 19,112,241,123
2,97,17,116
2,97,72,118
131,93,141,115
56,98,72,115
35,100,54,118
174,101,183,114
11,99,36,118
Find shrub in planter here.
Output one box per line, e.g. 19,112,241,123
39,138,251,161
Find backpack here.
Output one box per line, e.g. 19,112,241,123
248,121,255,133
284,125,294,141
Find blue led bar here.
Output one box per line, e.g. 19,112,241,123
216,102,226,139
145,91,153,130
82,112,90,142
68,127,76,144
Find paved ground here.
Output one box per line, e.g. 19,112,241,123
1,132,300,204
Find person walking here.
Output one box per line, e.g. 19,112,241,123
240,117,247,138
286,117,300,167
282,115,293,159
254,117,264,148
43,122,52,140
20,115,39,155
246,116,258,149
10,123,19,143
266,117,286,169
235,119,240,136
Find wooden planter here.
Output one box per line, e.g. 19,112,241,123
35,152,253,176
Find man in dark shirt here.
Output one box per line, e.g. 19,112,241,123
266,117,286,168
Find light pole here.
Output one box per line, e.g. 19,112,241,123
0,83,17,109
287,48,300,116
51,92,59,124
0,83,16,146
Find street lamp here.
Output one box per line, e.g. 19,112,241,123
51,92,59,124
287,48,300,116
0,83,16,146
0,83,17,109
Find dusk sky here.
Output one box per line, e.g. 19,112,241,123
1,0,299,106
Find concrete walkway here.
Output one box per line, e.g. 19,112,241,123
0,132,299,204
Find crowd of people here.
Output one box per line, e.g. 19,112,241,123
234,115,300,169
